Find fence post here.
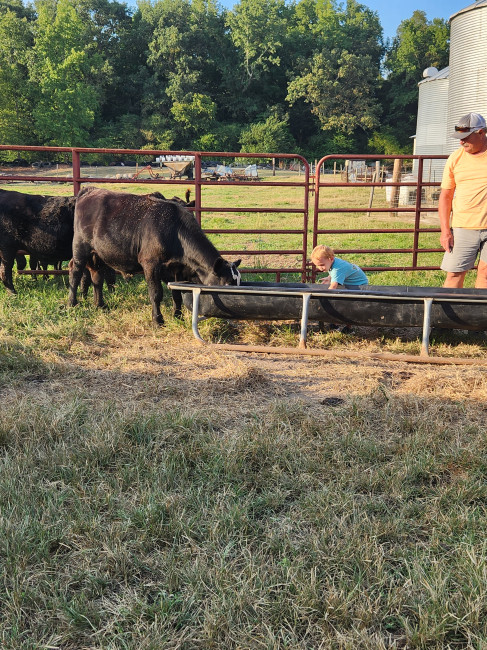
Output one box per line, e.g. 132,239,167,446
194,153,202,226
412,157,425,268
72,149,81,195
367,171,377,217
388,158,402,217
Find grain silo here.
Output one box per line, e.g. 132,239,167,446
414,66,449,181
446,0,487,153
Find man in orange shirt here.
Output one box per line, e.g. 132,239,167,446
439,112,487,288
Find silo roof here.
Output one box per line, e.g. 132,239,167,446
418,66,449,84
450,1,487,21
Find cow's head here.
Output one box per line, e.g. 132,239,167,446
206,257,241,286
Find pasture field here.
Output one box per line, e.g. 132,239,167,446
2,178,487,648
1,169,447,281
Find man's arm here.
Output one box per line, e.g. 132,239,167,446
439,188,455,252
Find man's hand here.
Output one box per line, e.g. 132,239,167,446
438,188,455,252
440,230,454,253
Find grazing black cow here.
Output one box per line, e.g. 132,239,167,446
68,187,241,324
0,189,115,296
0,190,76,294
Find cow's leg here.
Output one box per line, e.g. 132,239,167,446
104,265,117,293
143,263,164,325
87,266,105,309
41,261,50,280
171,289,183,320
15,254,27,271
27,255,39,282
81,254,108,308
68,257,89,307
0,255,17,294
79,269,92,298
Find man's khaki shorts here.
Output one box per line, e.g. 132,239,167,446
441,228,487,273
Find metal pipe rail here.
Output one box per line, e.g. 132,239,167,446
168,281,487,359
0,144,310,281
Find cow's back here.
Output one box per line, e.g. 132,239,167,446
0,189,46,235
73,188,185,272
0,189,75,259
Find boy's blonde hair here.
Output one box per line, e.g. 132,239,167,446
311,245,334,263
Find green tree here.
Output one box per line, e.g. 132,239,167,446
74,0,150,127
0,9,34,147
0,0,35,20
171,93,217,136
94,114,147,150
367,127,410,155
30,0,104,146
381,10,449,146
287,49,381,133
141,0,227,148
224,0,292,119
193,123,243,152
226,0,287,91
286,0,383,148
239,112,296,153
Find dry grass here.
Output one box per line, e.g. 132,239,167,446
3,302,487,648
2,186,487,646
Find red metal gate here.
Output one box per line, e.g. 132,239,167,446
0,145,448,282
311,153,447,281
0,145,311,281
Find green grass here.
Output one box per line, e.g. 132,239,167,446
2,178,487,648
2,363,487,647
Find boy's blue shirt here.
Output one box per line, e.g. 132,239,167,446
329,257,368,286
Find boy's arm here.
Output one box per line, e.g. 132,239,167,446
328,281,339,289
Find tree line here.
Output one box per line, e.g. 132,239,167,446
0,0,450,162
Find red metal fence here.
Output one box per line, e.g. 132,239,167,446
0,145,310,281
312,153,447,281
0,145,447,282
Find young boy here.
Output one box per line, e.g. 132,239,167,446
310,245,368,289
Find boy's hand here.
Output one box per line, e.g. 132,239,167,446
320,276,331,285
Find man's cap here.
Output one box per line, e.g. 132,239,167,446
451,112,486,139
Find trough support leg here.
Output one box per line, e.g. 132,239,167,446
299,293,311,348
191,288,205,343
421,298,433,357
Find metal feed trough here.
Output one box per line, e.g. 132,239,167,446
168,281,487,362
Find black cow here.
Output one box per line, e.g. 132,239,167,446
0,190,76,294
68,187,241,325
0,189,115,295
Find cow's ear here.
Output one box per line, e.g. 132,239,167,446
234,259,242,268
213,257,226,273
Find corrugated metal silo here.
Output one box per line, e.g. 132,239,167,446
414,66,449,181
446,0,487,153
